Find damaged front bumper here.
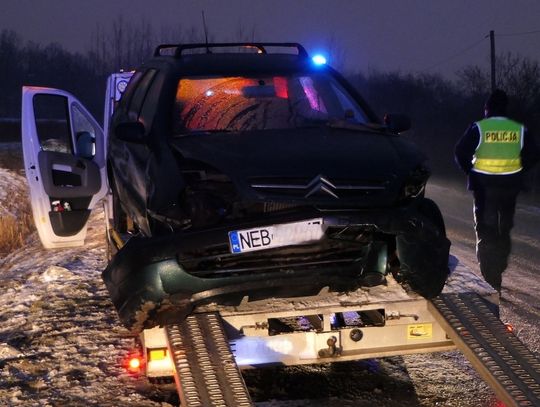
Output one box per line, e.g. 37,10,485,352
102,201,450,332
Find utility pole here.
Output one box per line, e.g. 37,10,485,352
490,30,496,91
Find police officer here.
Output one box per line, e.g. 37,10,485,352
455,89,539,293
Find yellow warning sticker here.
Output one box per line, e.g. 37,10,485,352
407,323,433,340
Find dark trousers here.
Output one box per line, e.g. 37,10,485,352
473,187,519,291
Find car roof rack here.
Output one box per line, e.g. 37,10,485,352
153,42,309,58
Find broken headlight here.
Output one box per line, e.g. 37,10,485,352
399,166,430,201
180,166,235,227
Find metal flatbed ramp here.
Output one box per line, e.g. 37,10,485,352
165,313,253,407
429,293,540,407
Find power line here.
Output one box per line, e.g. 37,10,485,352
420,29,540,74
424,36,487,71
496,29,540,37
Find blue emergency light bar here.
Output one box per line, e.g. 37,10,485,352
312,54,327,65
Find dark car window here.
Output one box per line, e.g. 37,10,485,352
33,94,73,153
128,69,157,120
119,71,143,109
172,72,370,134
139,72,164,130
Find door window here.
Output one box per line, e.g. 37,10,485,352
33,94,72,154
71,104,97,159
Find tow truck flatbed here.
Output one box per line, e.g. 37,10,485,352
137,259,540,407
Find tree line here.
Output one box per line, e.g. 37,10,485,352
1,25,539,190
0,21,204,119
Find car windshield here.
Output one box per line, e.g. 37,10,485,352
172,72,370,134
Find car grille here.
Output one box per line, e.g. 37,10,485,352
262,202,302,212
249,176,389,200
179,241,366,278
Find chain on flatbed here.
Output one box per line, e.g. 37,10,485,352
429,293,540,407
165,313,253,407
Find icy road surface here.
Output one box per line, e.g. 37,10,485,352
427,180,540,355
0,162,538,406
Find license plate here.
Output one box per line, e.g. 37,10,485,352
228,218,324,254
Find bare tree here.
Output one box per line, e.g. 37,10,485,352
457,52,540,106
324,34,346,71
495,53,540,111
88,18,209,71
456,65,490,97
234,21,258,42
0,30,22,116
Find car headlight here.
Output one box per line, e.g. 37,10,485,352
400,166,430,201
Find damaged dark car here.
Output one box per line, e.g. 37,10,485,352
103,43,450,332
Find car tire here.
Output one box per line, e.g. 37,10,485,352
394,198,450,298
418,197,446,236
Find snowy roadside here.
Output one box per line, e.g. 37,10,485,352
0,168,27,219
427,181,540,356
0,198,170,406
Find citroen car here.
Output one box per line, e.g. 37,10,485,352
22,43,450,332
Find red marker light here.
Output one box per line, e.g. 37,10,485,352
505,323,514,333
128,357,142,372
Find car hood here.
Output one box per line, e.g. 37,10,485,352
170,127,427,206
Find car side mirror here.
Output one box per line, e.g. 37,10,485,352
114,121,146,143
384,113,411,133
75,131,95,159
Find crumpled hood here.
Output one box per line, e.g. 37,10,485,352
170,127,427,205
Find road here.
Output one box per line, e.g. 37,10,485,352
426,180,540,355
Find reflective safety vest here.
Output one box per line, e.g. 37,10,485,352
472,117,524,174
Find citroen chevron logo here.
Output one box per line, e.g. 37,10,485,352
305,175,339,199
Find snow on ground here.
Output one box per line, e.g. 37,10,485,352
0,164,502,406
0,168,27,219
0,203,170,406
0,165,171,405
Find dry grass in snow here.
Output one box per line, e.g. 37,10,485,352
0,165,34,257
0,212,34,256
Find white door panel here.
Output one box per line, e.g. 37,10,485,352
22,87,105,248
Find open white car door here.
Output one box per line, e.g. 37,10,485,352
22,87,107,249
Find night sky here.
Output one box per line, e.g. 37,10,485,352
2,0,540,77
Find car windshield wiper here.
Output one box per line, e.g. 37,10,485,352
296,118,386,133
174,129,236,137
326,119,386,133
